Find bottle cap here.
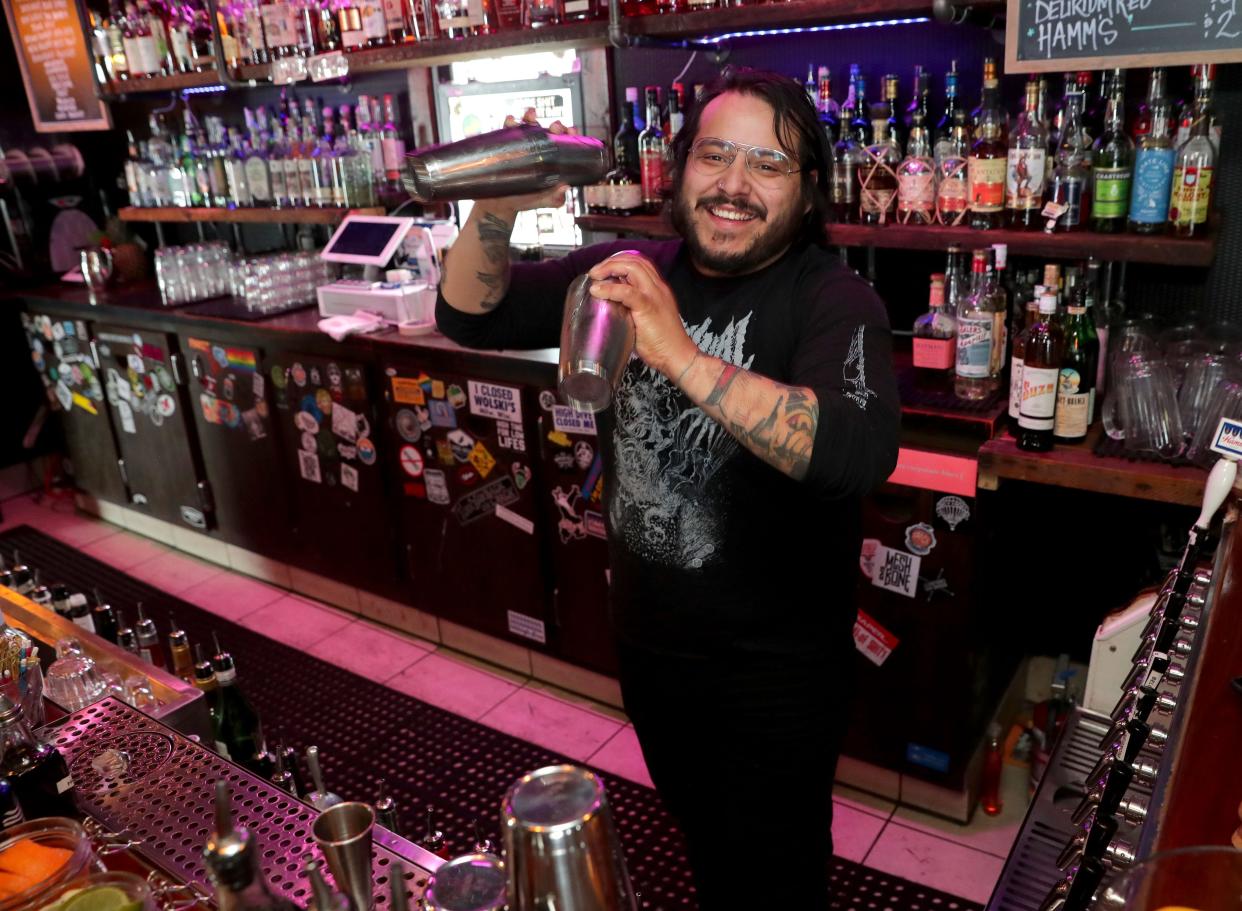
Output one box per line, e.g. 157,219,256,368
1039,292,1058,314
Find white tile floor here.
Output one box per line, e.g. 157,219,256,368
1,490,1019,905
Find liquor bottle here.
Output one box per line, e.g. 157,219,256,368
216,8,242,71
139,0,172,76
1176,64,1221,152
239,0,268,65
342,106,376,206
375,779,401,835
134,602,165,668
1127,98,1174,227
562,0,595,21
305,746,343,810
1006,77,1048,229
859,109,900,225
243,108,273,207
279,742,307,795
298,107,319,205
211,636,263,770
167,4,194,73
305,856,350,911
317,0,341,49
850,71,872,145
896,109,935,225
0,693,75,819
832,107,862,224
190,4,216,71
312,113,339,207
1090,69,1133,233
91,11,112,83
904,64,927,136
1017,289,1064,452
883,74,902,151
260,0,299,56
955,249,1002,401
934,61,960,168
935,99,970,226
167,616,195,682
638,86,666,215
338,0,366,49
1170,76,1216,238
92,589,119,643
105,1,129,80
803,63,817,108
205,782,299,911
268,124,290,208
817,66,840,144
980,723,1003,816
1081,70,1105,148
1044,89,1088,233
224,127,253,208
355,96,384,199
1008,290,1041,433
121,1,152,77
942,246,964,318
613,98,640,183
967,58,1007,230
376,94,405,192
193,643,223,738
360,0,389,44
1081,262,1103,417
1054,284,1097,443
421,805,450,858
667,91,684,142
435,0,472,37
970,57,996,127
913,273,956,390
990,243,1010,374
1133,67,1168,139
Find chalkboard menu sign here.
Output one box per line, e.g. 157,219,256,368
1006,0,1242,73
2,0,110,132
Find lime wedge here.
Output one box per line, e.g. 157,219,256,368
61,886,133,911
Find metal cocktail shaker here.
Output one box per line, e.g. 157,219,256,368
502,764,637,911
558,273,635,414
404,125,608,202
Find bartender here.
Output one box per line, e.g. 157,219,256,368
436,68,900,907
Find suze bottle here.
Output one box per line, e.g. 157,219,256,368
1017,290,1064,452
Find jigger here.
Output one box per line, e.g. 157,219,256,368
312,801,376,911
558,273,636,414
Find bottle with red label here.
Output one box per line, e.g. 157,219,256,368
1017,289,1064,452
638,86,666,214
1170,65,1216,238
913,274,956,391
967,58,1008,230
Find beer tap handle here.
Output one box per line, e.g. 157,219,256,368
1194,455,1236,535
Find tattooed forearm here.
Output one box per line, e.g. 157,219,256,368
475,213,513,307
685,357,819,481
440,206,517,316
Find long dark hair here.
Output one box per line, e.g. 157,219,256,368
668,66,832,246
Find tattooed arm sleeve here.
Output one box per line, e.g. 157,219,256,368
678,362,821,481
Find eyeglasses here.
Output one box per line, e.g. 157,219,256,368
689,137,802,181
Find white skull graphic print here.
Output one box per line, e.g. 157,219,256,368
609,311,755,570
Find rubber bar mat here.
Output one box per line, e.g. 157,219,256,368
3,526,984,911
1092,434,1195,466
896,374,1005,414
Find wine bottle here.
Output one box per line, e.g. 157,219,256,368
211,634,263,771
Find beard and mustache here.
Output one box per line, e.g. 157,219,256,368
670,184,808,276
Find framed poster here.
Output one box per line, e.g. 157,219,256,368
2,0,111,132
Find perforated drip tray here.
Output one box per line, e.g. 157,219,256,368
986,708,1154,911
46,697,437,907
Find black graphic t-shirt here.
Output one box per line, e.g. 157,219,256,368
436,238,900,656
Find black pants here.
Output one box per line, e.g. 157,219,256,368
617,639,846,910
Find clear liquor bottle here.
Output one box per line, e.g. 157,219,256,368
851,71,871,145
261,0,301,57
105,0,129,81
1129,96,1174,234
967,58,1008,230
859,109,900,225
1090,69,1133,233
243,108,273,207
167,2,195,73
832,99,861,224
1044,89,1089,233
139,0,172,75
1006,78,1048,229
896,109,935,225
268,124,290,208
223,127,252,208
882,73,902,152
818,66,840,145
381,93,406,192
934,60,960,169
955,249,1003,400
935,104,970,226
1169,78,1216,238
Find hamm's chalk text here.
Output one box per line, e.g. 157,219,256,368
1031,0,1154,56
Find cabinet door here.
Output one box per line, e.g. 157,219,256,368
380,363,552,647
94,324,210,529
532,392,617,675
21,312,127,504
183,335,294,561
270,353,403,597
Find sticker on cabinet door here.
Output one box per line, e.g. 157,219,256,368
904,523,936,556
539,390,557,411
243,409,266,441
552,405,596,436
859,538,881,580
391,376,426,405
424,469,450,505
356,437,377,465
511,463,531,490
156,394,176,418
447,385,466,409
332,402,358,441
495,503,534,535
468,380,522,423
452,476,519,525
291,363,307,387
919,568,955,602
551,485,586,543
934,495,971,531
253,373,265,399
573,441,594,470
399,444,425,478
127,354,145,374
428,400,456,429
431,379,445,399
447,429,475,462
71,393,97,415
396,409,421,443
871,545,920,599
309,367,321,386
467,441,496,478
496,420,525,452
295,412,319,434
298,450,322,483
117,400,136,434
853,609,898,667
316,389,334,415
341,463,359,492
54,381,72,411
584,511,606,539
326,363,342,389
507,610,546,644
